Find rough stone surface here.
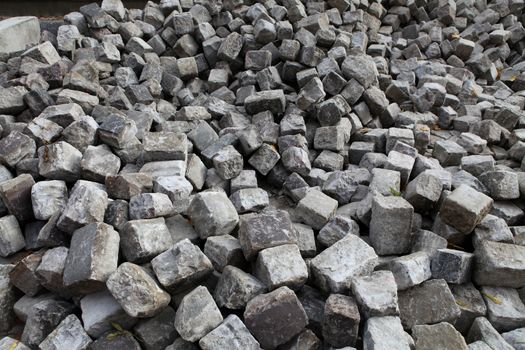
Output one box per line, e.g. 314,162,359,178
0,215,25,257
120,218,172,263
467,317,514,350
0,174,35,222
322,294,360,347
431,249,474,284
254,244,308,290
31,180,68,221
481,286,525,332
151,238,213,292
203,234,244,272
174,285,224,342
199,315,261,350
134,306,178,350
0,17,40,55
412,322,468,350
9,251,44,297
38,314,92,350
440,185,493,234
238,210,296,260
187,191,239,239
244,286,308,350
38,141,82,182
502,327,525,350
296,190,338,230
398,279,461,329
474,240,525,288
363,316,413,350
3,0,525,347
0,267,17,333
0,131,36,168
214,265,267,310
106,262,171,318
230,188,269,213
57,180,108,234
129,192,174,220
352,270,399,318
21,299,75,348
80,290,137,338
450,283,488,334
369,195,414,255
62,222,119,294
35,247,70,297
310,235,378,293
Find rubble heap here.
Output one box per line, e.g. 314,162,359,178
0,0,525,348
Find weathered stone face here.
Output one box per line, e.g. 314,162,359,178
38,141,82,181
254,244,308,290
120,218,172,263
187,191,239,239
0,17,40,55
238,210,296,260
38,314,93,350
0,267,16,334
382,252,432,291
439,185,493,234
0,215,25,257
134,306,178,350
473,240,525,288
0,174,35,222
412,322,468,350
369,195,414,255
31,180,68,220
0,131,36,168
56,180,108,234
244,287,308,349
363,316,413,350
21,299,75,348
322,294,360,347
80,290,137,338
106,263,171,318
199,315,261,350
62,222,120,294
310,235,378,294
296,190,338,230
174,286,223,342
398,279,461,330
151,238,213,292
214,265,266,310
352,270,399,318
9,251,44,296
